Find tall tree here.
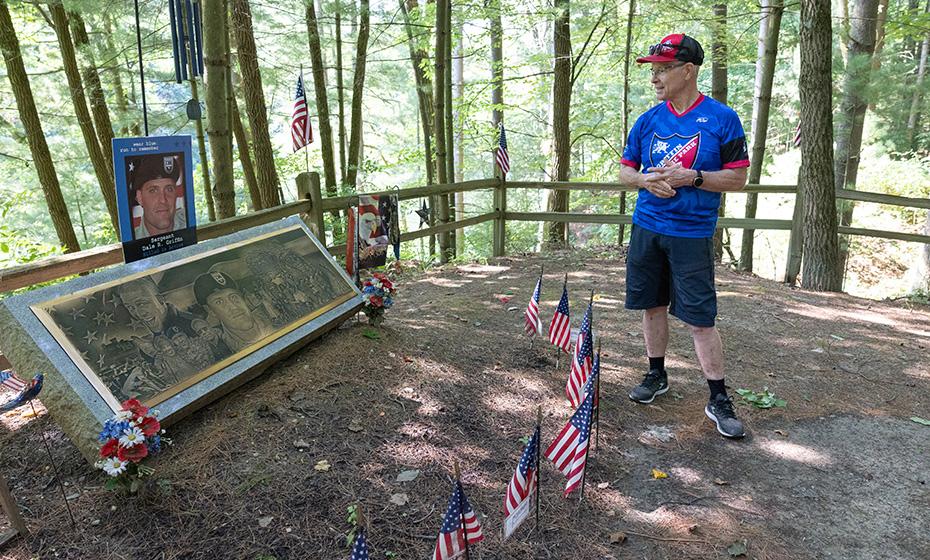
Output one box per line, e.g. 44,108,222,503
710,3,728,261
49,3,118,230
741,0,784,272
799,0,842,291
906,1,930,149
232,97,262,211
434,0,451,261
0,2,79,252
545,0,571,246
69,12,115,175
231,0,281,208
335,1,347,183
204,0,236,218
454,35,465,256
179,6,215,222
835,0,880,276
618,0,634,245
445,0,455,255
345,0,370,189
400,0,435,187
306,0,341,231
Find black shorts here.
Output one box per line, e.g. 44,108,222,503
624,224,717,327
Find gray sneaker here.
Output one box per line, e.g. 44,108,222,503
705,394,745,438
628,368,668,404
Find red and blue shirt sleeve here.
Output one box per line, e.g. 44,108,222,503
621,115,644,171
720,110,750,169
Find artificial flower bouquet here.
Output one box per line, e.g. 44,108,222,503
361,273,396,326
96,399,166,493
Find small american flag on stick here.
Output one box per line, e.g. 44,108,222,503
495,122,511,176
433,478,484,560
349,528,370,560
291,71,313,152
565,297,594,408
545,375,595,497
524,272,542,336
548,276,571,352
0,370,26,393
504,426,539,518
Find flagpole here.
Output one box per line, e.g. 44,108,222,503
454,461,470,560
30,399,76,528
534,406,542,533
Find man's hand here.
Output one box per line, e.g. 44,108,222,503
645,163,696,188
641,173,677,198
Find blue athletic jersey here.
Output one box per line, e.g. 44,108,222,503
622,94,749,238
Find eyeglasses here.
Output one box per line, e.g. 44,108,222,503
649,62,686,77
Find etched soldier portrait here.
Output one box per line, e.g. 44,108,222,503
31,225,356,410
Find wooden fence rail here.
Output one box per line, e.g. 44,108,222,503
1,172,928,293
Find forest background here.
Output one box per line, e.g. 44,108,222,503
1,0,929,300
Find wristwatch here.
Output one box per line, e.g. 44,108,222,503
692,169,704,188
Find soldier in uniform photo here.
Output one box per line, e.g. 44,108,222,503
193,271,275,353
127,154,187,239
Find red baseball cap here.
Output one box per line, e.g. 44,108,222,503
636,33,705,65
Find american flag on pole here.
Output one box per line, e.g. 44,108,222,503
0,370,26,393
524,275,542,336
545,379,595,497
495,122,511,176
548,281,571,352
504,427,539,518
793,121,801,148
433,480,484,560
291,71,313,152
349,529,370,560
565,301,593,408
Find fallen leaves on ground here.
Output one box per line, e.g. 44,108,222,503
651,468,668,479
314,460,331,472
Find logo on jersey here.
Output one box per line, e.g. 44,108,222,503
648,132,701,169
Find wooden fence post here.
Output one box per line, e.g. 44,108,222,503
785,186,804,285
493,175,506,257
0,475,28,544
299,171,326,242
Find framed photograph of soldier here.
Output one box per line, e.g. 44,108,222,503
30,223,356,411
113,135,197,263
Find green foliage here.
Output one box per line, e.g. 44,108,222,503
736,387,786,409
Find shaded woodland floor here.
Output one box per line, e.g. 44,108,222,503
2,249,929,559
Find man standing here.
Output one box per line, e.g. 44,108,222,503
620,34,749,438
128,154,187,239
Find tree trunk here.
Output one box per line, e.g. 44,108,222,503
454,36,465,256
490,0,503,133
445,3,455,255
204,0,236,218
400,0,435,187
231,97,262,211
231,0,280,209
49,3,118,230
868,0,889,110
835,0,880,278
711,3,728,261
69,12,115,175
0,2,79,252
741,0,784,272
345,0,370,189
434,0,451,261
335,2,347,183
906,0,930,150
103,15,131,137
799,0,842,291
619,0,634,245
545,0,571,247
305,0,342,235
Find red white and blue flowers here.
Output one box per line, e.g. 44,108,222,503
96,399,166,491
361,273,396,326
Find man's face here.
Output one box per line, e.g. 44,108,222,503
206,288,253,331
650,62,689,101
136,178,179,234
119,283,168,332
154,336,175,356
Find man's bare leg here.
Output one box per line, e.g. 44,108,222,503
691,324,744,438
629,306,670,403
690,325,724,380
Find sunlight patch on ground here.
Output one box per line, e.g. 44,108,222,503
668,466,704,485
785,302,898,328
379,441,448,467
482,392,539,416
900,327,930,338
457,264,509,275
421,277,467,288
754,437,833,466
903,364,930,380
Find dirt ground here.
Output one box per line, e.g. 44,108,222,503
2,249,929,560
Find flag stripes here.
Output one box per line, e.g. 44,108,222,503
548,283,571,352
524,276,542,336
291,72,313,152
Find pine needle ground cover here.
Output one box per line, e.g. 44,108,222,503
1,251,928,559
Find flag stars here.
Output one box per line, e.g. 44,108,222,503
93,311,115,326
83,330,98,345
